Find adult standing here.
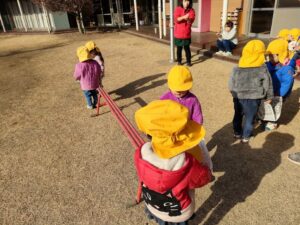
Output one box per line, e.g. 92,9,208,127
174,0,195,67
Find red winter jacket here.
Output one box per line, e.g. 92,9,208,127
174,6,195,39
134,145,211,222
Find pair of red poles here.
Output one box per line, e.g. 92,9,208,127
93,88,144,205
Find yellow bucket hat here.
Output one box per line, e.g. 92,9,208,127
277,29,289,40
85,41,96,51
167,65,193,91
135,100,205,159
266,39,289,64
289,28,300,41
76,46,90,62
239,40,266,68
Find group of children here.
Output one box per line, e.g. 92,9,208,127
73,41,104,109
229,28,300,143
72,27,299,224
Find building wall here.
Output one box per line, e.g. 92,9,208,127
49,12,70,31
270,8,300,37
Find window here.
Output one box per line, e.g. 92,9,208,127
253,0,275,8
277,0,300,7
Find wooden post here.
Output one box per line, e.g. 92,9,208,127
16,0,28,32
133,0,139,30
163,0,166,36
158,0,162,39
170,0,174,62
0,12,6,32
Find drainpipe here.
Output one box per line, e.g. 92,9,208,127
0,12,6,32
133,0,139,30
222,0,228,28
169,0,174,62
16,0,28,32
158,0,162,39
163,0,166,36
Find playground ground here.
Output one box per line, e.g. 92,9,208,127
0,32,300,225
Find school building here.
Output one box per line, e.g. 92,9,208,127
0,0,299,38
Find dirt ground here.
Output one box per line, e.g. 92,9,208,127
0,32,299,225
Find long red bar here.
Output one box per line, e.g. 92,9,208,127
99,88,145,148
100,89,143,147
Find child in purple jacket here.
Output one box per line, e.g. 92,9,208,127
74,46,102,109
160,65,213,170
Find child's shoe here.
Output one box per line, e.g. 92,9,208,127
87,105,93,109
288,152,300,165
215,51,224,55
241,137,250,143
223,52,233,57
233,133,241,139
265,122,277,131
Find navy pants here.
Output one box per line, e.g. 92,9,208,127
83,90,98,107
233,98,261,138
217,39,236,53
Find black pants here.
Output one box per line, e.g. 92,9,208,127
177,45,191,64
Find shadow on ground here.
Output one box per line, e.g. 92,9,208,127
0,43,69,57
192,127,294,225
108,73,166,102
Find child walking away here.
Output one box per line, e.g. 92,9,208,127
134,100,212,225
74,46,102,109
85,41,105,77
228,40,273,143
160,65,212,170
215,20,238,57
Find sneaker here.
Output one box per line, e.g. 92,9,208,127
265,122,277,131
186,62,192,67
215,51,224,55
223,52,233,57
234,134,241,139
241,137,250,143
288,152,300,165
87,105,93,109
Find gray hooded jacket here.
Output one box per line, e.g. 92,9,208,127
228,65,274,100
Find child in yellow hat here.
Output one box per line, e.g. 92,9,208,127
134,100,211,225
85,41,105,78
229,40,274,142
160,65,212,170
287,28,300,59
73,46,102,109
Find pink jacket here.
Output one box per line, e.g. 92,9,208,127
134,145,211,222
73,60,101,90
174,6,195,39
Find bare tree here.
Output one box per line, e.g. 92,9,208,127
32,0,93,33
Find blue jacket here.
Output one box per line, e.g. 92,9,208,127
266,62,294,98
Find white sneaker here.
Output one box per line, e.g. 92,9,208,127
215,51,224,55
87,105,93,109
223,52,233,57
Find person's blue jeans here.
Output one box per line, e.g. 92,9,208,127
233,98,261,138
83,90,98,107
217,39,236,53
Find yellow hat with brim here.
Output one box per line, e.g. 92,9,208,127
289,28,300,41
266,39,289,64
167,65,193,91
135,100,205,159
85,41,96,51
239,40,266,68
278,29,289,40
77,46,90,62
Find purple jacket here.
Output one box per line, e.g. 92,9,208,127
160,91,203,124
73,60,101,90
